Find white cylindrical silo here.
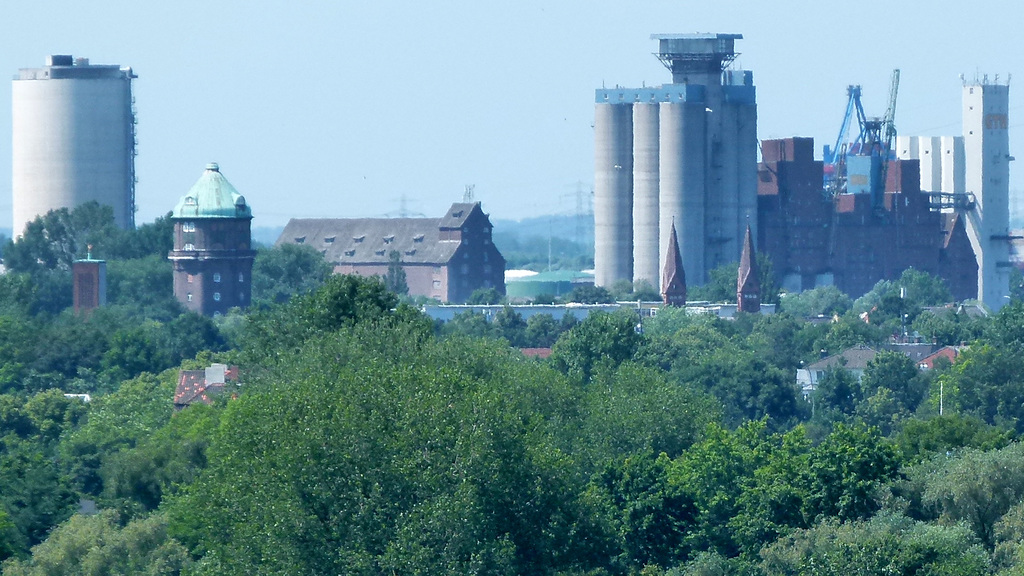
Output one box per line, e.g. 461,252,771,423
632,102,660,287
593,101,633,287
659,100,706,285
12,55,136,235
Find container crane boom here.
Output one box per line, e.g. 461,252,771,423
879,69,901,191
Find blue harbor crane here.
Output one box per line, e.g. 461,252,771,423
823,69,900,205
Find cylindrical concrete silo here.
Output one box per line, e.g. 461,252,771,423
12,55,137,235
593,100,633,287
659,99,706,285
734,95,759,261
632,101,660,287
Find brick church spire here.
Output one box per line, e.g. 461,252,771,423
661,222,686,307
737,222,760,313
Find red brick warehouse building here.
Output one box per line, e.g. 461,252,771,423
757,137,977,301
278,202,505,303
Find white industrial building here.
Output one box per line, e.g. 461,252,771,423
896,77,1013,311
12,55,137,235
593,34,757,288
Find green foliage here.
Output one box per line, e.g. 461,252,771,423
467,286,503,305
609,279,661,302
550,311,640,384
689,262,738,304
588,452,698,570
856,351,927,433
525,313,562,348
60,371,179,497
936,344,1024,432
251,242,332,306
298,273,398,332
566,284,615,304
916,442,1024,548
760,511,989,576
100,403,219,516
384,250,409,296
800,423,900,523
641,311,804,430
441,311,497,341
779,285,852,319
105,255,181,321
896,415,1012,462
912,306,985,346
0,511,192,575
493,306,528,347
853,268,953,329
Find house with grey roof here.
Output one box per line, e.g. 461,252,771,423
795,345,877,397
278,202,505,303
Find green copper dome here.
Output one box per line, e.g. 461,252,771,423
173,163,252,219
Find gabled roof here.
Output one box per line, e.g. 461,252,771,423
919,346,963,369
806,345,877,372
174,364,240,408
173,163,252,219
278,202,493,266
438,203,483,229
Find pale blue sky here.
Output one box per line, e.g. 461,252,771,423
2,1,1021,227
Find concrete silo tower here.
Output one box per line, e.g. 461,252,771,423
168,163,255,316
593,35,757,289
962,79,1013,311
12,55,137,235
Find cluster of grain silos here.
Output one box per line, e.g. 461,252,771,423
594,34,758,289
12,55,137,235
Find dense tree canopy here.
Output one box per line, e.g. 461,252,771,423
4,254,1024,574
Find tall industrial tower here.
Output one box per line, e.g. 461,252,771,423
594,34,757,288
963,79,1013,311
12,55,137,235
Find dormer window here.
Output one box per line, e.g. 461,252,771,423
375,249,386,256
353,235,365,243
324,236,336,244
184,196,197,206
404,249,416,256
451,210,463,218
413,234,425,243
294,236,306,244
344,249,356,256
383,235,395,244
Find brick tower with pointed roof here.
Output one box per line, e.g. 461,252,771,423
737,223,760,313
168,163,255,316
661,222,687,307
